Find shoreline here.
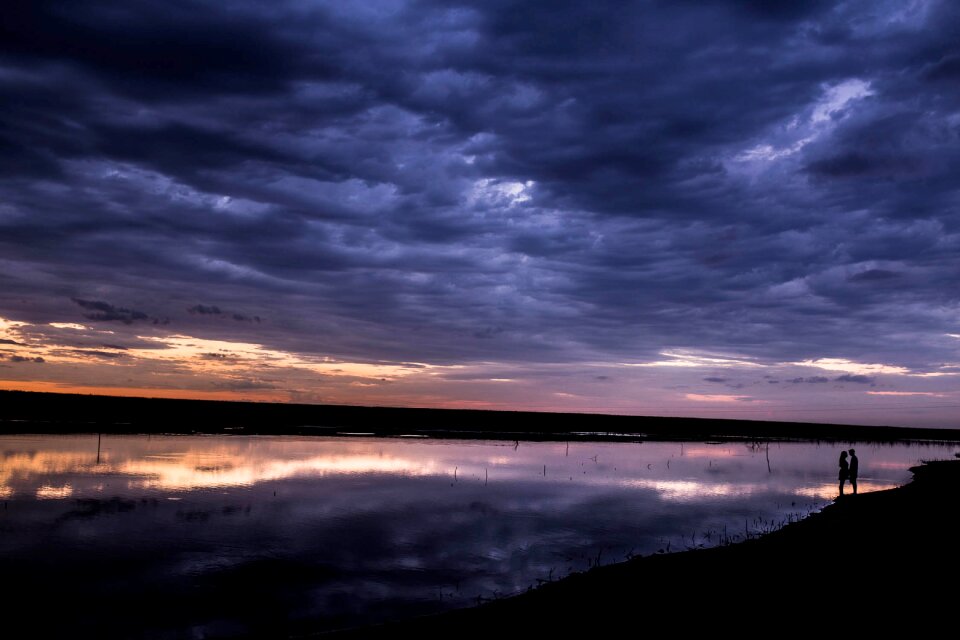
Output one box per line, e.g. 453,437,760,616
321,457,960,637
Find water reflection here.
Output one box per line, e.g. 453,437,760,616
0,434,954,638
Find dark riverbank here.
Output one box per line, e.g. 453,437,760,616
2,390,959,443
324,458,960,638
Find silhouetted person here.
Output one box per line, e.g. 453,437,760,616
848,448,858,494
838,450,849,496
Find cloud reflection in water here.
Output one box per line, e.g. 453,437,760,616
0,434,952,637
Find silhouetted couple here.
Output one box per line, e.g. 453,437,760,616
838,449,858,496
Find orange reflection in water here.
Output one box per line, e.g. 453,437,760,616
0,448,99,493
0,435,446,497
122,451,440,490
36,484,74,499
793,481,900,500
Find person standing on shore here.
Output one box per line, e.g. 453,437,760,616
838,450,849,496
848,448,858,494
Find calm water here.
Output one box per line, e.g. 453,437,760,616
0,434,955,637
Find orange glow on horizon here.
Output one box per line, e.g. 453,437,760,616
0,380,588,415
0,380,287,402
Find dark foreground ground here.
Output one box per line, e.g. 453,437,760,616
321,459,959,638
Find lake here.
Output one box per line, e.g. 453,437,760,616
0,433,954,638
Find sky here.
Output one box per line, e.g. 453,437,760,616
1,0,958,427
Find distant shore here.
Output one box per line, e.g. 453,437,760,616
323,457,960,638
3,389,960,444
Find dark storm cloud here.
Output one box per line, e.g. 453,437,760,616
69,349,127,360
189,304,260,323
835,374,875,385
473,326,504,340
72,299,150,324
701,376,748,390
0,339,23,345
848,269,900,283
1,0,958,375
10,356,45,363
188,305,223,316
0,1,323,99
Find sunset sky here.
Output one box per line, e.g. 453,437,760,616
1,1,958,427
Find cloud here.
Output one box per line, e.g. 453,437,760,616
834,374,875,385
866,391,946,397
0,1,958,425
10,355,45,363
789,377,830,384
70,349,127,360
473,326,504,340
685,394,754,403
188,305,223,316
189,304,261,323
213,379,278,391
71,299,155,325
847,269,900,283
794,359,911,376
